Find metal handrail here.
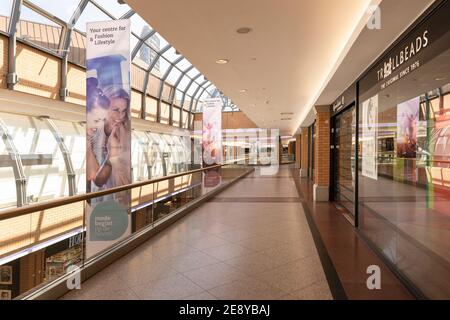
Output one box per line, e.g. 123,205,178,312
0,163,226,222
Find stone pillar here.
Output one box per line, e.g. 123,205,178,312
300,127,308,177
313,105,331,201
295,134,301,169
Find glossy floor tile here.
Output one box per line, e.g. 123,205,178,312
62,165,332,300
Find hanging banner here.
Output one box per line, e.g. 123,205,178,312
85,19,131,258
362,94,378,180
397,96,420,158
202,98,222,189
202,97,223,166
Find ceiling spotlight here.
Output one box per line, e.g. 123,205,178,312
215,59,229,64
237,27,252,34
239,89,247,93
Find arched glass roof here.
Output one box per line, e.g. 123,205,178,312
0,0,239,113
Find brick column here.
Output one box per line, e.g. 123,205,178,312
300,127,308,177
295,134,301,169
313,105,331,201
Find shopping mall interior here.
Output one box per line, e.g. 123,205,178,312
0,0,449,302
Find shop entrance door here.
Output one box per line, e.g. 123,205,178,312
331,105,356,219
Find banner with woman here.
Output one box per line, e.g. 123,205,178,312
85,19,131,258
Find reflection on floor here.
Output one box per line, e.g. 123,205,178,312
62,165,332,300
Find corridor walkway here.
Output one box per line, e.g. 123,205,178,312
63,165,332,300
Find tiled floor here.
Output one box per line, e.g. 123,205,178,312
294,171,415,300
62,165,332,300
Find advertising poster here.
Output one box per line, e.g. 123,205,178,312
85,19,131,258
202,97,223,166
362,94,378,180
202,98,222,189
397,96,420,158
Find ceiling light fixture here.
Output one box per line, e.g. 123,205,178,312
215,59,229,64
239,89,247,93
236,27,252,34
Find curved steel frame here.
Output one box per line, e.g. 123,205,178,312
5,0,239,118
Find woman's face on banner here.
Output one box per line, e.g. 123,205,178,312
87,107,108,131
109,98,128,124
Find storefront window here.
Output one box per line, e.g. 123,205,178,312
357,2,450,299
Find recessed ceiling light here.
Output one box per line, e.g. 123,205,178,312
435,77,446,81
215,59,229,64
236,27,252,34
239,89,247,93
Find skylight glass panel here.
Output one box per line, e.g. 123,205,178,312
161,46,180,63
130,12,149,37
186,67,199,78
187,82,199,96
20,4,61,27
74,1,111,33
0,0,13,32
177,74,191,92
176,59,191,72
94,0,131,19
166,67,182,86
28,0,81,23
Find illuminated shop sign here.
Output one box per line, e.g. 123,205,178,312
377,30,429,82
359,2,450,96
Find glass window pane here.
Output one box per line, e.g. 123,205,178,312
133,43,151,69
162,46,180,63
130,12,149,37
186,67,199,78
130,33,139,52
94,0,131,19
154,32,168,51
68,30,86,65
17,5,63,52
2,114,69,201
28,0,81,22
187,82,199,96
195,75,205,85
51,119,86,194
176,59,191,72
174,89,183,107
0,0,13,33
131,131,149,182
158,55,171,78
177,74,190,91
74,2,111,33
146,33,160,51
166,67,182,86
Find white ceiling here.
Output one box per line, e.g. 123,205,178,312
125,0,433,135
300,0,435,128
